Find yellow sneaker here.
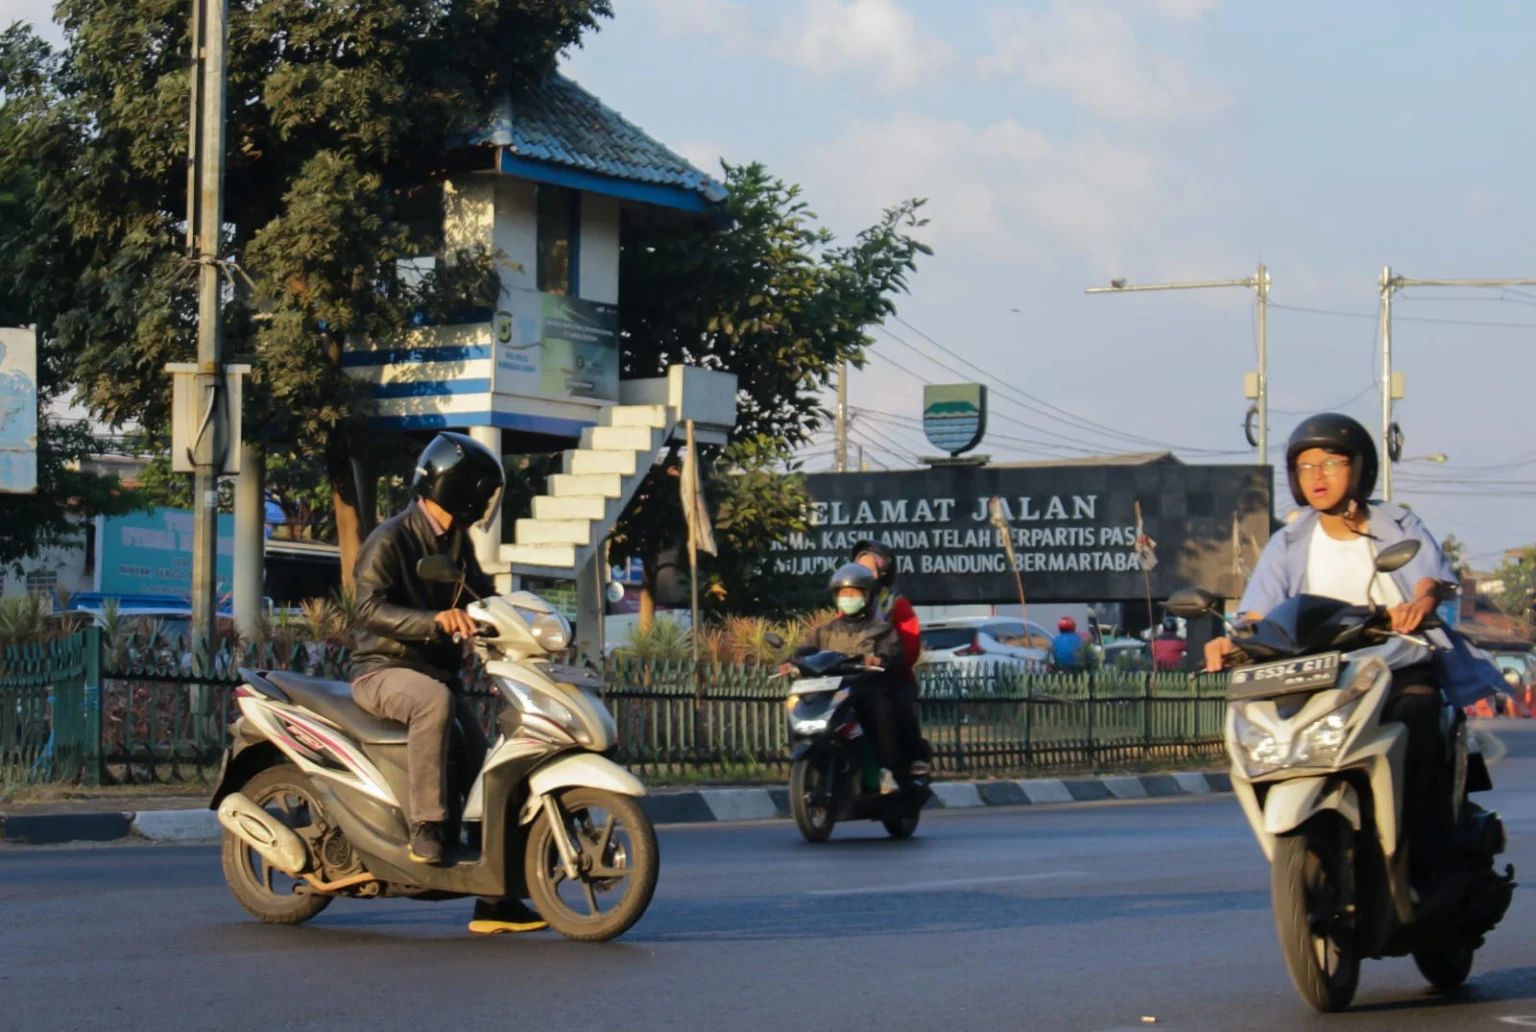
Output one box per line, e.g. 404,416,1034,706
468,898,548,935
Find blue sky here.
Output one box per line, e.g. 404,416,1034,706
6,0,1535,570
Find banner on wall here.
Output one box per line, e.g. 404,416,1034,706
493,287,619,401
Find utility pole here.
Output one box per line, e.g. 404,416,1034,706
1086,263,1271,466
188,0,230,666
1376,269,1536,501
834,360,848,472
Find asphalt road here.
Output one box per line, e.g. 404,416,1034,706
4,723,1536,1032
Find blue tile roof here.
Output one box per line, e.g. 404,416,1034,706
480,74,727,207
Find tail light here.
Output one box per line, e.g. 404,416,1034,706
956,632,984,657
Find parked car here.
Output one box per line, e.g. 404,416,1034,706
1099,636,1153,671
917,617,1051,677
1488,649,1536,718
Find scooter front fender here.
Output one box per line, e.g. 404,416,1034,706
1262,775,1361,840
519,753,647,825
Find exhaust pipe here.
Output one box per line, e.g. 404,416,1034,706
217,792,310,875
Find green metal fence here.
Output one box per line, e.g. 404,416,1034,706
1,629,99,785
3,634,1229,786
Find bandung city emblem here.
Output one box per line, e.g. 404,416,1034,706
921,383,987,456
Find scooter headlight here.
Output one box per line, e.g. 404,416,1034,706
787,688,849,735
526,611,571,652
1232,707,1288,775
1290,697,1359,766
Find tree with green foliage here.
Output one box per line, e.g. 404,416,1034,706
1441,533,1468,576
608,162,927,619
1491,545,1536,623
0,27,141,568
2,1,612,584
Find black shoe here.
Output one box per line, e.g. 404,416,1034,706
409,821,446,865
468,898,548,935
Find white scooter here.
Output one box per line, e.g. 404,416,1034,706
1169,540,1514,1012
209,555,657,942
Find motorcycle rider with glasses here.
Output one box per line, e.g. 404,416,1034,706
1205,412,1497,900
350,431,545,934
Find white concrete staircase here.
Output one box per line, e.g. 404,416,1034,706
502,366,738,580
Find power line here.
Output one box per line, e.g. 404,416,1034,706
882,317,1247,456
1271,301,1536,330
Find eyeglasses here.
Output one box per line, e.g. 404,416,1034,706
1296,459,1350,478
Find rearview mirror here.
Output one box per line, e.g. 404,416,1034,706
1374,539,1420,574
1167,588,1221,619
416,554,462,584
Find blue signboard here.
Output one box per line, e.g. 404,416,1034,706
96,509,235,599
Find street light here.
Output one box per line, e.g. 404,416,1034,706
1086,263,1271,466
1377,267,1536,500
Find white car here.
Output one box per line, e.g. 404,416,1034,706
917,617,1052,676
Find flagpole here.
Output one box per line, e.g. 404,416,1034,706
987,497,1028,627
685,420,703,759
1135,500,1155,660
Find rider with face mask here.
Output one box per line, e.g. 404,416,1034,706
782,563,907,791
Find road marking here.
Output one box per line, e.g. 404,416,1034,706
1498,1018,1536,1027
806,870,1085,896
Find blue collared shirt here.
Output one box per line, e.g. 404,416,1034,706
1238,502,1497,706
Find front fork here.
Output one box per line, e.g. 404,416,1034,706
541,793,582,881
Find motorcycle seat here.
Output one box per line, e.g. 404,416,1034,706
260,670,409,745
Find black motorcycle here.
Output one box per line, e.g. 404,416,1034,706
783,650,932,842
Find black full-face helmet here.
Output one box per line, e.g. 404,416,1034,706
412,432,506,528
828,562,878,616
850,539,895,591
1285,413,1378,509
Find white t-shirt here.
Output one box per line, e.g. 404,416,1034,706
1304,527,1405,607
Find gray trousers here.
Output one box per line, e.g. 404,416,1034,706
352,668,486,826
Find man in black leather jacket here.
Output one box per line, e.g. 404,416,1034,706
350,433,501,867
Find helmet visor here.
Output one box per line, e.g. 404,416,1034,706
474,482,505,531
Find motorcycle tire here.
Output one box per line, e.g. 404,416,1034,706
1413,942,1474,992
881,810,919,839
219,764,331,926
790,756,835,843
1271,815,1360,1013
525,788,658,943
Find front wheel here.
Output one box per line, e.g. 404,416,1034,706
882,810,920,839
1271,816,1360,1012
790,756,835,843
524,788,658,942
219,764,331,925
1414,942,1474,992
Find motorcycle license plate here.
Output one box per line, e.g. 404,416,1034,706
792,676,843,695
1228,652,1341,699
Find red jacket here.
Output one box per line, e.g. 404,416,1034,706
1151,634,1187,672
883,593,921,683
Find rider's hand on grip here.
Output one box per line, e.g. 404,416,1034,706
434,608,478,642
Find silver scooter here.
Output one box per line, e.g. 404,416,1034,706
1170,540,1514,1012
209,555,657,942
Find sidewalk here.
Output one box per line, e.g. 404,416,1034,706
0,770,1232,846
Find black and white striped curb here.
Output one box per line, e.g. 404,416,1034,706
0,771,1230,846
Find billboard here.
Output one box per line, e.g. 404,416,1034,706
493,287,619,401
96,509,236,599
772,463,1272,604
0,326,39,494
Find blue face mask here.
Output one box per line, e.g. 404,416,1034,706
836,595,866,616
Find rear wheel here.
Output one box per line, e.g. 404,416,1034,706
1271,816,1360,1012
791,756,835,842
1414,942,1475,992
219,764,331,925
525,788,658,942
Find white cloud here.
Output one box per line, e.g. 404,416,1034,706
790,0,950,91
979,2,1220,120
809,114,1171,273
632,0,755,49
